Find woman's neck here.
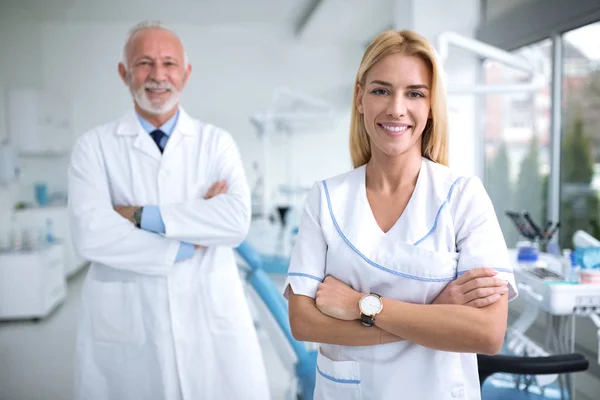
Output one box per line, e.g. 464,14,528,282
366,150,422,194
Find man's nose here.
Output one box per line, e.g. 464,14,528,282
149,64,168,81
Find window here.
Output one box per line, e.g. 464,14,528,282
560,22,600,247
483,39,552,247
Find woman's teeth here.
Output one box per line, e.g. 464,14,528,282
381,124,409,132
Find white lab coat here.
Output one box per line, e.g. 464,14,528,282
285,157,518,400
68,108,270,400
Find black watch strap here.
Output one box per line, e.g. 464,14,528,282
133,207,143,228
360,313,375,327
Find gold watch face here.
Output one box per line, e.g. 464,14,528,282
359,294,382,316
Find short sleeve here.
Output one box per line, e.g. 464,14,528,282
283,182,327,300
453,177,519,301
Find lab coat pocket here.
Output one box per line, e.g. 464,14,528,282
206,270,251,336
89,281,145,345
315,349,363,400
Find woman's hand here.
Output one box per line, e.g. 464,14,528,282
433,267,508,307
316,276,364,321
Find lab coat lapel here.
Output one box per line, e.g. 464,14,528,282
133,135,162,162
113,110,160,204
157,108,197,203
161,108,196,164
115,110,162,162
163,132,182,158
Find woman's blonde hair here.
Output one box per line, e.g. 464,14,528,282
349,30,448,168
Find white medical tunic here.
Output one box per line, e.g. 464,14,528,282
285,157,518,400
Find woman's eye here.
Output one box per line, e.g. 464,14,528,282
372,89,388,95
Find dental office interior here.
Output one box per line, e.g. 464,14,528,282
1,0,600,399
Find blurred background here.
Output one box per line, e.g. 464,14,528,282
1,0,600,399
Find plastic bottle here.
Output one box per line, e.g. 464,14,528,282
46,218,55,244
569,251,580,284
517,243,540,270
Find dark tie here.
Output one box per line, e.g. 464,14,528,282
150,129,166,153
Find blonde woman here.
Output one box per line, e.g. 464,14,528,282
285,30,517,400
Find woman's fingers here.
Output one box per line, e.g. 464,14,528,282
454,267,497,286
463,286,508,304
465,294,503,308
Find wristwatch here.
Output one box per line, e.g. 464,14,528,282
359,293,383,327
133,207,143,228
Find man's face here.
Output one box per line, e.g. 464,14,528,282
120,28,191,115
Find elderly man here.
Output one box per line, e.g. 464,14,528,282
68,21,270,400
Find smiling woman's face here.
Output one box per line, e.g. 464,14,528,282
356,53,432,160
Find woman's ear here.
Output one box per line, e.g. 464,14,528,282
356,83,364,114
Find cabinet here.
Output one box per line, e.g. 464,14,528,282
6,87,72,154
0,244,67,321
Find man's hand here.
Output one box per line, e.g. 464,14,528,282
115,205,206,250
316,276,364,321
114,206,139,224
204,180,228,200
433,267,508,308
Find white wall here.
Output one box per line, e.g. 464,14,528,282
394,0,482,178
38,22,359,188
0,6,32,244
0,12,361,207
0,0,483,211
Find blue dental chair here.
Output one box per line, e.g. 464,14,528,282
235,242,589,400
236,241,317,400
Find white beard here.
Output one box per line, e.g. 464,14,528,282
130,81,181,115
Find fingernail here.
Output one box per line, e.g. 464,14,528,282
500,287,508,293
491,294,501,301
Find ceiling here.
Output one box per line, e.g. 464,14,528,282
1,0,397,45
296,0,394,44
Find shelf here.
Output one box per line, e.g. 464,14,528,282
18,151,70,158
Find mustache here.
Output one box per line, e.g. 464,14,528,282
143,80,175,90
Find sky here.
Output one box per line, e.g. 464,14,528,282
564,21,600,61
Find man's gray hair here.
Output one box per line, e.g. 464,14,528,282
121,20,189,69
